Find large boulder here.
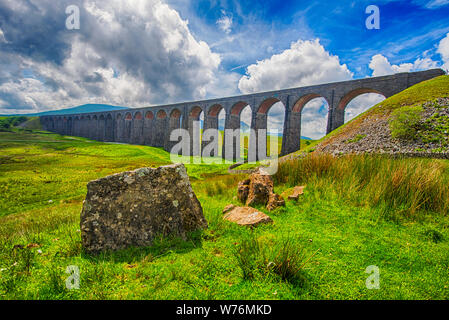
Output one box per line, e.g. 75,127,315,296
80,164,207,254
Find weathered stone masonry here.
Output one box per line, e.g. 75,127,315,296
40,69,445,158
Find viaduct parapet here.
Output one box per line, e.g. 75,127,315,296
40,69,445,158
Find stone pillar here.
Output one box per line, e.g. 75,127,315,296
143,114,154,146
132,115,144,145
281,107,302,156
90,117,98,140
154,114,168,148
67,118,73,136
123,119,132,143
164,113,181,152
223,112,241,161
105,115,114,142
115,116,124,142
97,116,105,141
201,113,220,158
329,108,345,133
251,111,267,162
325,91,342,134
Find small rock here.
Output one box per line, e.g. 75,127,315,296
288,186,306,201
222,204,236,214
267,193,285,211
237,179,250,203
246,171,273,207
237,169,284,212
223,206,273,227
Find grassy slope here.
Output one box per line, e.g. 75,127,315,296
0,130,448,300
295,75,449,155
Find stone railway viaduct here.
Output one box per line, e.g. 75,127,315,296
40,69,444,158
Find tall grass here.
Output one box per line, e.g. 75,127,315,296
233,232,313,283
275,154,449,220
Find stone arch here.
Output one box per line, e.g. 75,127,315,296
230,101,249,116
301,96,330,140
337,88,385,111
292,94,323,113
343,91,386,123
202,104,225,158
170,108,182,119
282,94,331,156
134,112,143,120
188,106,204,156
208,104,223,117
257,97,279,114
224,101,252,161
329,88,386,132
257,98,286,158
157,110,167,119
145,111,154,120
189,106,203,120
169,109,182,129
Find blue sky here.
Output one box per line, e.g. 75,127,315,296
167,0,449,77
1,0,448,138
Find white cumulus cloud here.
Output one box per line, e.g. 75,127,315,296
216,10,233,35
437,33,449,70
237,39,353,139
0,0,224,113
369,54,438,77
238,39,353,94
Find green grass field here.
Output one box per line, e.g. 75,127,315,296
1,129,448,300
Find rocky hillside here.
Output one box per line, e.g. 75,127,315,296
313,75,449,156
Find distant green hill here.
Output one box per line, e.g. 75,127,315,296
0,104,129,117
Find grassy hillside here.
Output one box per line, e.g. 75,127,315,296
296,75,449,155
1,129,448,300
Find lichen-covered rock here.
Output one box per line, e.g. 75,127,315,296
237,179,250,203
223,204,236,214
80,164,207,254
237,169,285,211
223,206,273,227
246,171,274,207
267,193,286,211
